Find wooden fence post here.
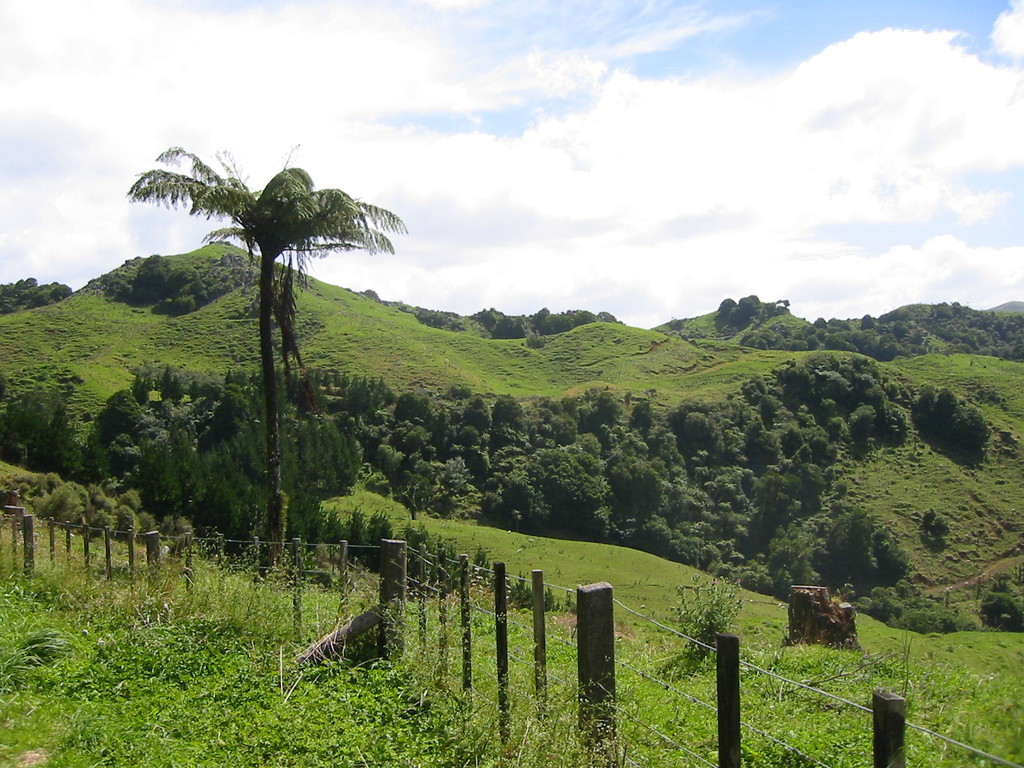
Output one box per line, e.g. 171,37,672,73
144,531,161,571
459,553,472,691
338,540,349,604
184,533,195,590
717,633,741,768
48,520,55,564
577,582,616,754
21,513,34,577
127,527,136,582
495,561,510,742
379,539,407,657
418,546,428,647
438,548,449,679
873,690,906,768
532,569,548,710
83,524,91,570
11,512,21,564
104,526,113,580
291,537,303,634
251,536,260,582
64,524,71,558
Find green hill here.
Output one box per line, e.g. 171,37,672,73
989,301,1024,314
0,246,796,413
659,294,1024,361
1,246,1023,633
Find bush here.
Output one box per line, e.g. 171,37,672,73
34,482,89,523
675,575,742,662
920,509,950,539
980,589,1024,631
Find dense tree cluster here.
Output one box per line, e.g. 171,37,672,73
364,294,621,340
0,367,361,542
911,386,989,457
663,295,1024,362
88,251,252,316
0,350,999,630
470,307,620,340
0,278,72,314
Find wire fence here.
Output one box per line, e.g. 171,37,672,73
2,505,1022,768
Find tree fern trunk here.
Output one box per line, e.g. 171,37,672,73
259,249,286,553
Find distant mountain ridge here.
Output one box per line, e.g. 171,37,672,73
988,301,1024,314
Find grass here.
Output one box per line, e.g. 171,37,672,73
0,246,807,411
0,547,481,767
325,489,1024,691
0,520,1022,768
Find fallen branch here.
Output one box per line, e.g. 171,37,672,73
297,607,382,665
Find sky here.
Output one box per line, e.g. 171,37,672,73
3,0,1024,328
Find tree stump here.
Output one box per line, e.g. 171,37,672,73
787,586,860,649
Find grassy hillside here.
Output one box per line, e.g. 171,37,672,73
845,354,1024,588
322,488,1024,682
0,246,798,412
2,246,1023,602
989,301,1024,314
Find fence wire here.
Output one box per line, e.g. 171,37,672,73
614,701,716,768
3,515,1022,768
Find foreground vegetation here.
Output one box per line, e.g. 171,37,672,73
1,525,1021,767
0,551,483,767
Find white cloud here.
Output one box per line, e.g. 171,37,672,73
414,0,489,9
1,1,1024,331
393,27,1024,241
994,0,1024,58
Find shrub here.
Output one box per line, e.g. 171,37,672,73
920,509,950,539
980,588,1024,631
34,482,89,522
675,574,742,662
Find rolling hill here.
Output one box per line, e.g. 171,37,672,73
0,245,802,413
0,245,1022,603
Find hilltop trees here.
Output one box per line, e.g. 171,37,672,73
664,296,1024,362
128,148,405,545
0,278,71,314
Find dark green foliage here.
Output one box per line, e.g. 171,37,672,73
85,368,363,538
920,509,950,540
467,306,619,339
0,278,72,314
661,295,790,339
912,385,989,456
0,390,85,478
662,298,1024,363
980,577,1024,631
0,342,968,619
90,251,250,315
856,581,977,633
816,506,908,593
531,447,610,536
